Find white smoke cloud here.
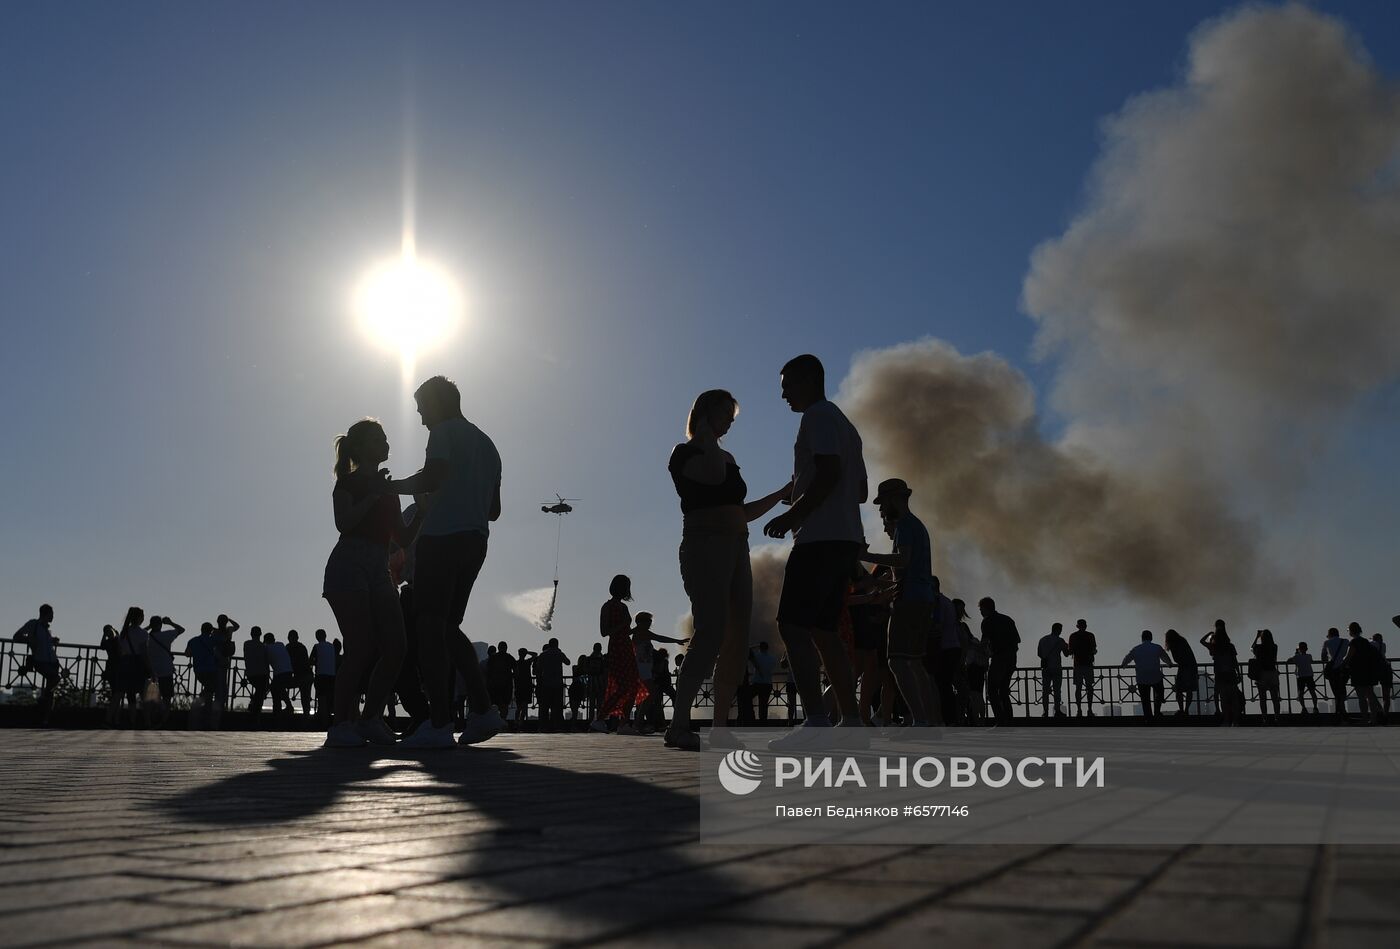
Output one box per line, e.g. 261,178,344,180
842,5,1400,615
501,586,557,631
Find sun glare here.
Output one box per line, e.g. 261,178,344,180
354,253,463,362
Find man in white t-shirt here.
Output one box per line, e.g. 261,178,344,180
1122,630,1173,719
763,354,867,751
1037,623,1070,718
311,628,337,726
145,615,186,719
263,632,294,720
388,375,507,748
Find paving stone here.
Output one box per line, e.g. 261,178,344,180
165,894,470,947
843,906,1086,949
947,867,1141,912
0,873,207,914
153,867,445,911
0,898,234,948
715,879,938,926
1095,893,1302,947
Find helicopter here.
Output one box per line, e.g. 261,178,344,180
534,495,579,631
541,494,579,515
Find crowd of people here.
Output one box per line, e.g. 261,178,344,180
9,359,1397,740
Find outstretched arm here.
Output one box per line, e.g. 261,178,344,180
387,458,449,497
744,480,792,523
764,455,840,539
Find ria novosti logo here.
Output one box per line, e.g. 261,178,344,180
717,750,764,795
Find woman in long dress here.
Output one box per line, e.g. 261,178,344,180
592,575,645,733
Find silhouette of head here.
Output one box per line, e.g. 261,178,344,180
872,478,912,516
1214,619,1226,634
333,639,341,652
1327,627,1340,638
497,640,508,653
517,647,528,658
249,626,261,640
149,615,164,631
123,607,144,630
953,598,967,620
1052,622,1063,635
577,654,587,664
592,643,603,654
609,575,632,600
1141,630,1152,642
687,390,739,440
1076,619,1087,631
333,419,388,481
1348,622,1363,638
1257,629,1273,647
1297,641,1308,652
1165,629,1180,648
548,637,559,649
217,614,230,629
201,622,213,635
486,645,496,657
414,375,462,429
315,629,326,642
263,632,275,644
978,597,995,617
780,354,825,413
288,630,299,643
39,604,53,623
635,612,654,631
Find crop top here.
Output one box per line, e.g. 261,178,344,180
668,443,747,513
334,472,401,546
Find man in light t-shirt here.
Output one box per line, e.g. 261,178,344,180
1122,630,1173,719
763,354,867,751
388,375,506,748
1037,623,1070,718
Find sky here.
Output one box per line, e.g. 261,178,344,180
4,1,1399,663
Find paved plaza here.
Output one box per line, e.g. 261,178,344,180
0,731,1397,948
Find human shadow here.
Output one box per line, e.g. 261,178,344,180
154,744,746,936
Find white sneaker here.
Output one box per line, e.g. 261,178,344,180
323,722,367,748
458,708,508,745
401,720,456,749
767,722,841,752
706,727,747,751
356,717,398,746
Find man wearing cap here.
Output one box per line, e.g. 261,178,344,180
859,478,942,728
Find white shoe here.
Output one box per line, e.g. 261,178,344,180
401,720,456,749
706,727,747,751
458,708,508,745
323,722,367,748
768,722,841,752
356,717,398,746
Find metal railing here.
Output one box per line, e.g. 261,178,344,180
1,639,1392,722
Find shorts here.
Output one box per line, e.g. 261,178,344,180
323,536,394,597
1175,666,1199,693
776,541,860,633
414,531,489,626
1072,664,1095,686
886,599,932,659
157,675,175,703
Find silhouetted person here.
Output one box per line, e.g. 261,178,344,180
929,577,963,725
211,614,239,717
14,604,60,726
647,647,678,731
487,640,516,717
1164,629,1199,715
848,563,894,725
1202,620,1241,726
311,629,337,726
750,642,778,723
584,642,606,721
1068,619,1098,717
630,610,688,735
594,575,646,734
393,575,432,734
385,375,505,748
145,614,185,726
109,607,149,727
1321,627,1349,723
535,638,570,730
1372,633,1392,715
1123,630,1172,719
243,627,269,719
959,599,987,723
514,647,537,726
762,354,867,750
1289,641,1321,715
665,388,788,750
263,632,293,720
860,479,941,727
1345,623,1387,725
980,597,1020,726
287,630,313,717
1037,623,1070,718
568,654,589,723
1250,629,1281,723
185,622,220,727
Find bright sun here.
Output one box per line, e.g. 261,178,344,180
354,252,463,361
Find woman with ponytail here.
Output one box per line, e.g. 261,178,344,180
321,419,422,747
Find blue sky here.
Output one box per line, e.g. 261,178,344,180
5,1,1399,661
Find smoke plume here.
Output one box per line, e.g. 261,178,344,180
502,586,558,632
843,5,1400,611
